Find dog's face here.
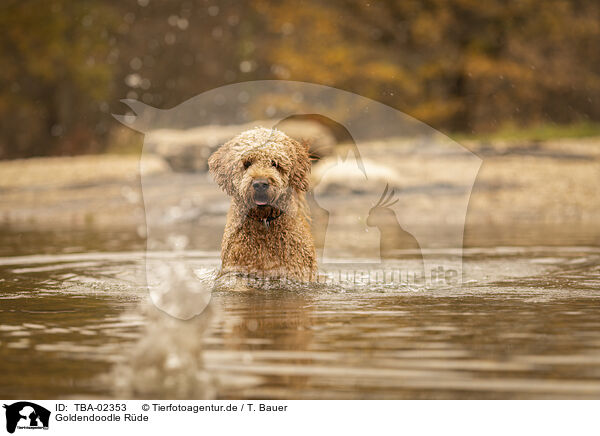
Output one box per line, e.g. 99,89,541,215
209,127,310,213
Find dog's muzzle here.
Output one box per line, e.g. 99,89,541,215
252,179,270,205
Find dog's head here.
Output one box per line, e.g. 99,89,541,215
209,127,311,213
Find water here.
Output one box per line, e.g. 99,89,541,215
1,228,600,399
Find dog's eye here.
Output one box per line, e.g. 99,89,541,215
271,160,279,169
243,161,251,169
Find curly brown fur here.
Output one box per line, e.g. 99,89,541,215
208,127,317,282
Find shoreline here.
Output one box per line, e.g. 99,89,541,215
0,137,598,241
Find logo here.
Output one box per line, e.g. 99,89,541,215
114,80,480,319
3,402,50,434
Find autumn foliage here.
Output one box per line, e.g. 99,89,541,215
1,0,599,158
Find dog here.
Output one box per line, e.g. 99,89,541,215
208,127,317,282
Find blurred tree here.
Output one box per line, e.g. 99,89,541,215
0,0,117,158
0,0,598,158
255,0,600,132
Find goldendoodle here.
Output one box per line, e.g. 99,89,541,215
208,127,317,281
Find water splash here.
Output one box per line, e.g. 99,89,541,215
111,298,217,399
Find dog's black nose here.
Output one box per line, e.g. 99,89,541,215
252,179,269,191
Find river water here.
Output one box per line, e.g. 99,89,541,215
1,226,600,399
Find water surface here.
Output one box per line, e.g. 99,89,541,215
1,227,600,399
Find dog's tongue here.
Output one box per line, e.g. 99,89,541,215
255,200,268,206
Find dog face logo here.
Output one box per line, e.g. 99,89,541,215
3,402,50,434
114,80,481,317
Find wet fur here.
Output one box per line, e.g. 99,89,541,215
208,127,317,281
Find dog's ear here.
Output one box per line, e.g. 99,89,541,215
290,139,311,192
208,142,235,196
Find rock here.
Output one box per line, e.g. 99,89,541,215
312,155,402,196
144,120,337,173
275,119,337,159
